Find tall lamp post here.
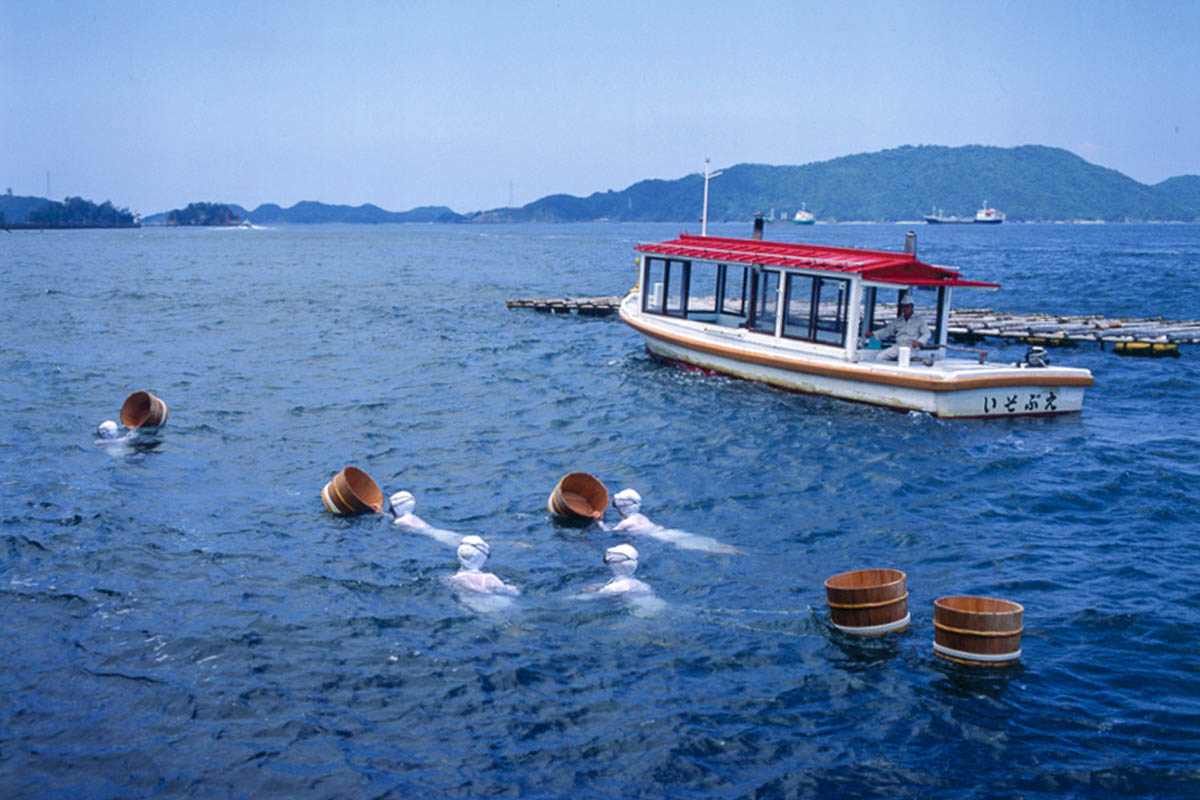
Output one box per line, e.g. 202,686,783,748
701,158,722,237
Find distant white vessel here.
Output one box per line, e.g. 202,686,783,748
925,206,971,224
975,201,1005,224
793,203,815,225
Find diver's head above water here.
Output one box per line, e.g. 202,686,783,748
603,543,639,578
612,489,642,518
389,490,416,518
457,535,490,571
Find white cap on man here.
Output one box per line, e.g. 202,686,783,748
612,488,642,517
97,420,120,439
389,491,416,518
457,535,490,571
603,543,639,578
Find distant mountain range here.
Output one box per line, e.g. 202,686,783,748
5,145,1198,227
464,145,1200,223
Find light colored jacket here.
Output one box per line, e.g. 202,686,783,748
874,313,930,347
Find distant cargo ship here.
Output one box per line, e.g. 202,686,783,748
924,206,971,224
975,200,1005,224
924,201,1006,224
793,203,815,225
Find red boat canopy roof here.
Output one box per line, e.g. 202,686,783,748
635,234,1000,289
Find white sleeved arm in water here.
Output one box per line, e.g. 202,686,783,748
642,527,743,555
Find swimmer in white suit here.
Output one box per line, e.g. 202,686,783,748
94,419,143,455
609,489,742,555
447,535,519,596
595,543,651,595
575,544,666,616
389,491,463,548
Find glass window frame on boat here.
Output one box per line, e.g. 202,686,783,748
639,255,950,357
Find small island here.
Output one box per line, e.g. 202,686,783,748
165,202,241,226
2,196,138,229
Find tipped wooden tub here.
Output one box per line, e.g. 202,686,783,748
120,391,169,428
824,568,910,635
322,466,384,515
547,472,608,524
933,595,1023,667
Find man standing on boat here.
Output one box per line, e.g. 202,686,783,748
871,290,931,361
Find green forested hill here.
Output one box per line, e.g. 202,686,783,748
0,194,52,224
0,194,137,227
468,145,1200,223
1153,175,1200,213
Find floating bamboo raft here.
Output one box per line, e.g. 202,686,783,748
506,296,623,316
945,309,1200,347
507,297,1196,356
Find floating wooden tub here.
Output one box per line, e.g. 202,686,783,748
547,472,608,524
322,466,384,515
120,391,169,428
824,568,910,635
933,595,1023,667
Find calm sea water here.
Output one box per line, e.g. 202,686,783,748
2,222,1198,799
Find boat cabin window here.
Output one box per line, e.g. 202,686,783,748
719,265,746,316
749,269,780,334
783,274,850,346
783,275,815,339
859,287,878,337
642,257,688,317
686,261,718,314
863,287,945,345
814,278,849,345
665,259,686,315
639,258,754,325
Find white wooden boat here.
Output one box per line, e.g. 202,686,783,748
618,232,1093,418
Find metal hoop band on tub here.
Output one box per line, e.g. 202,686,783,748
831,612,911,635
933,642,1021,663
826,591,909,610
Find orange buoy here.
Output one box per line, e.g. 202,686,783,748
120,391,168,428
824,568,910,635
321,466,384,515
546,472,608,524
933,595,1023,666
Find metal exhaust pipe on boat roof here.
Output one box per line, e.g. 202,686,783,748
752,215,764,240
904,231,917,256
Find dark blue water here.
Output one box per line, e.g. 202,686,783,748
2,222,1198,798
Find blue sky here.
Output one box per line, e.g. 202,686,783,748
3,0,1197,216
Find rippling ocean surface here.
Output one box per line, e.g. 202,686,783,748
2,222,1198,798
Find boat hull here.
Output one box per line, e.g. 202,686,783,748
621,299,1090,419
